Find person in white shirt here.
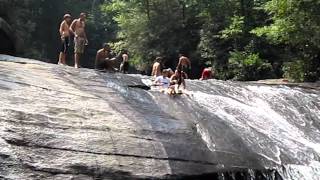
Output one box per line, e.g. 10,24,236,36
154,69,170,89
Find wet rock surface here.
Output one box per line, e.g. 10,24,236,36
0,55,320,180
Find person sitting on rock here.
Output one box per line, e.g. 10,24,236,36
95,43,113,70
168,69,187,94
154,69,170,90
200,67,214,80
167,68,174,77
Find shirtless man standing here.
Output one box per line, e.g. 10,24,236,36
70,13,88,68
177,53,191,77
95,43,111,70
120,50,129,73
151,57,163,78
58,14,72,65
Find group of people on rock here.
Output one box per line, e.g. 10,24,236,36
151,54,190,95
95,43,129,73
57,13,130,72
57,13,214,94
58,13,88,68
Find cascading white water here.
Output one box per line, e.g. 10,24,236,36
115,76,320,180
185,80,320,179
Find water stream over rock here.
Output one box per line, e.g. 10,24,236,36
0,55,319,179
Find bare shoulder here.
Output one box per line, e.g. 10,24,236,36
71,19,78,25
63,21,69,27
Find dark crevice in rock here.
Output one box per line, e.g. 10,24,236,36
127,85,151,91
3,138,218,166
0,154,10,160
0,175,12,180
128,135,156,142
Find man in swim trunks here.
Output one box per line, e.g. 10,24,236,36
70,12,88,68
177,53,191,77
120,50,129,73
58,14,72,65
151,57,163,78
95,43,112,70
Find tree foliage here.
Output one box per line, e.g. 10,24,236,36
1,0,319,81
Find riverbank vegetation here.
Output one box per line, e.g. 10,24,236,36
1,0,319,82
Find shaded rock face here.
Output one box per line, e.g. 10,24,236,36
0,55,319,179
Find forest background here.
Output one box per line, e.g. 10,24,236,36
1,0,319,81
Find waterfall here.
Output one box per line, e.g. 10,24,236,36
108,75,320,179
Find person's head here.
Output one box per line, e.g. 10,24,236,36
103,43,110,51
80,12,86,21
167,68,174,76
63,14,72,23
155,57,162,63
162,69,169,77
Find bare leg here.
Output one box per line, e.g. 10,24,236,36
58,52,63,64
74,53,80,68
59,53,67,65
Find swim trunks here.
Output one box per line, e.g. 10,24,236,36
60,37,70,53
74,36,86,54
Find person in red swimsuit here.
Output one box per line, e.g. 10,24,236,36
200,67,214,80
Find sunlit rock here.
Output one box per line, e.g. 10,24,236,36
0,55,319,179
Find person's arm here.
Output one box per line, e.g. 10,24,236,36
84,31,87,40
83,22,88,43
170,75,176,84
154,77,160,85
155,64,160,77
200,69,205,80
95,51,100,67
69,20,77,36
177,57,182,68
59,22,64,36
151,65,155,77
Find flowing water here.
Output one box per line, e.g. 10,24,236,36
104,74,320,180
